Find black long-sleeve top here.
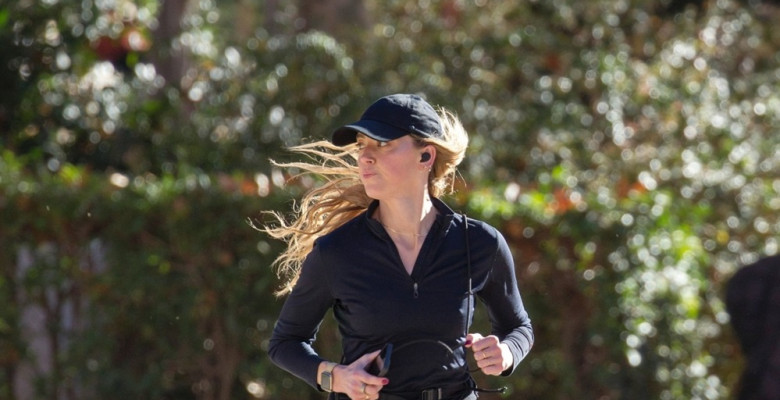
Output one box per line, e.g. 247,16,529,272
268,198,533,394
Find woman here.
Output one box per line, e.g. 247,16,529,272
265,94,533,400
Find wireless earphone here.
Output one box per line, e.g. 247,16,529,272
420,152,431,162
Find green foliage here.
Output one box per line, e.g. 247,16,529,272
0,152,302,399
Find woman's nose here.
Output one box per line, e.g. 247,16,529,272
359,150,375,164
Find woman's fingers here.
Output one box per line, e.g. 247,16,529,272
337,349,389,399
466,333,513,376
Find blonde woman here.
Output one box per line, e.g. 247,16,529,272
265,94,533,400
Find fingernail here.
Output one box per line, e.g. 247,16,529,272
465,339,472,346
381,378,389,385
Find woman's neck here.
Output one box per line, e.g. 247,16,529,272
374,196,437,237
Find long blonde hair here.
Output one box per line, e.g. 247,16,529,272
262,108,468,295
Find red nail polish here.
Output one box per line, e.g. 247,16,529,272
465,339,472,346
382,378,389,385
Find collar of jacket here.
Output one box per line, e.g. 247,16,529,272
363,198,459,241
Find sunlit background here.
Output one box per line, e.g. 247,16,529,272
2,0,779,399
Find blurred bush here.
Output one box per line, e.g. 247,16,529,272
0,152,307,399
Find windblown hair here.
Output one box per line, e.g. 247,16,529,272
262,108,468,295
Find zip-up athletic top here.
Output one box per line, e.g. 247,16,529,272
268,198,533,394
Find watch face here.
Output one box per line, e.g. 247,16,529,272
322,371,333,392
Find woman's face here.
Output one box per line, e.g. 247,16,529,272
355,133,429,200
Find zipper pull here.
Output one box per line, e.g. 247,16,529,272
413,282,419,298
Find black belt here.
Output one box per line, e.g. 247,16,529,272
378,381,474,400
330,381,475,400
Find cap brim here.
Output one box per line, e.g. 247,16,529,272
331,120,408,146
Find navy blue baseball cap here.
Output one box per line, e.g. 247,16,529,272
331,94,443,146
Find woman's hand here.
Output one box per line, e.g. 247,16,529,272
330,350,389,400
465,333,514,376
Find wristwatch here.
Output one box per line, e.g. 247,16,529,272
320,362,337,392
